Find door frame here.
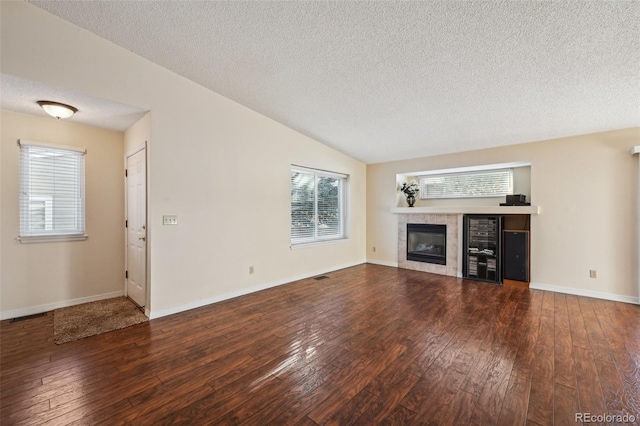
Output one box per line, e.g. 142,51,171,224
125,142,149,315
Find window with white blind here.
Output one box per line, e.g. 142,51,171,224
19,140,87,242
291,166,347,245
419,168,513,199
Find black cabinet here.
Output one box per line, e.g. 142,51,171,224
503,230,530,285
463,215,503,284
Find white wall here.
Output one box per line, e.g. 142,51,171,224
368,128,640,302
0,2,367,317
0,110,125,318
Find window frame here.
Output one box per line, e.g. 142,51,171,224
290,165,349,247
416,161,531,200
18,140,87,243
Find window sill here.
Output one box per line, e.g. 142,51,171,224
17,234,88,244
291,237,348,250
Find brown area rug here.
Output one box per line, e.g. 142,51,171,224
54,297,148,344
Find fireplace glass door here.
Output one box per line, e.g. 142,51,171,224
406,224,446,265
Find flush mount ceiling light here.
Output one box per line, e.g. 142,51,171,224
37,100,78,119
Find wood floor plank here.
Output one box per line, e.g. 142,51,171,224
323,389,378,426
582,315,614,364
65,399,134,426
306,343,407,424
554,293,570,331
565,295,590,349
0,400,51,425
510,321,540,381
553,324,577,389
460,349,493,396
467,352,516,425
497,374,531,426
608,349,640,417
553,383,580,426
13,375,162,425
401,366,466,424
378,405,416,426
357,369,420,424
294,416,320,426
216,362,339,425
572,345,606,417
1,264,638,426
153,367,284,425
536,310,555,349
527,343,554,426
595,359,637,418
262,367,346,425
436,388,478,426
118,384,215,425
0,365,122,419
239,363,340,425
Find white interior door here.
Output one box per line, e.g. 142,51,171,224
127,148,147,308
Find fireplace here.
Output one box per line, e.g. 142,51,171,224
407,223,447,265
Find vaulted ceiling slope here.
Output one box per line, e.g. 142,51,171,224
29,1,640,164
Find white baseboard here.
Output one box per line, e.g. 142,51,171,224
529,282,639,305
1,291,125,320
366,259,398,268
149,261,365,320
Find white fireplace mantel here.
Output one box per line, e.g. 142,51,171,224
391,205,540,215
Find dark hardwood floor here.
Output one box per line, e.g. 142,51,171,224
1,264,639,425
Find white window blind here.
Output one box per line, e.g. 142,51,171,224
420,169,513,199
291,166,347,245
19,140,86,240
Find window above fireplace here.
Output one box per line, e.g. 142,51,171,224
419,168,513,199
396,161,531,208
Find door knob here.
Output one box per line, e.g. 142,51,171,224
139,237,146,241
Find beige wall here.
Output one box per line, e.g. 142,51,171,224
124,113,151,156
368,128,640,300
0,110,125,317
1,2,367,317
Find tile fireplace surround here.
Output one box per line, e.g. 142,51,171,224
398,214,460,277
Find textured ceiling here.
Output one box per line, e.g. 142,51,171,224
26,1,640,163
1,74,148,132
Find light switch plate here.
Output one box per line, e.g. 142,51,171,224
163,215,178,225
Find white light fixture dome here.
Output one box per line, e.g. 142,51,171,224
37,100,78,119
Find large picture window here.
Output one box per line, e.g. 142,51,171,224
291,166,347,245
419,168,513,199
19,140,86,242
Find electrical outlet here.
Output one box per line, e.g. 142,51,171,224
589,270,597,278
163,215,178,225
373,246,376,252
249,266,254,274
